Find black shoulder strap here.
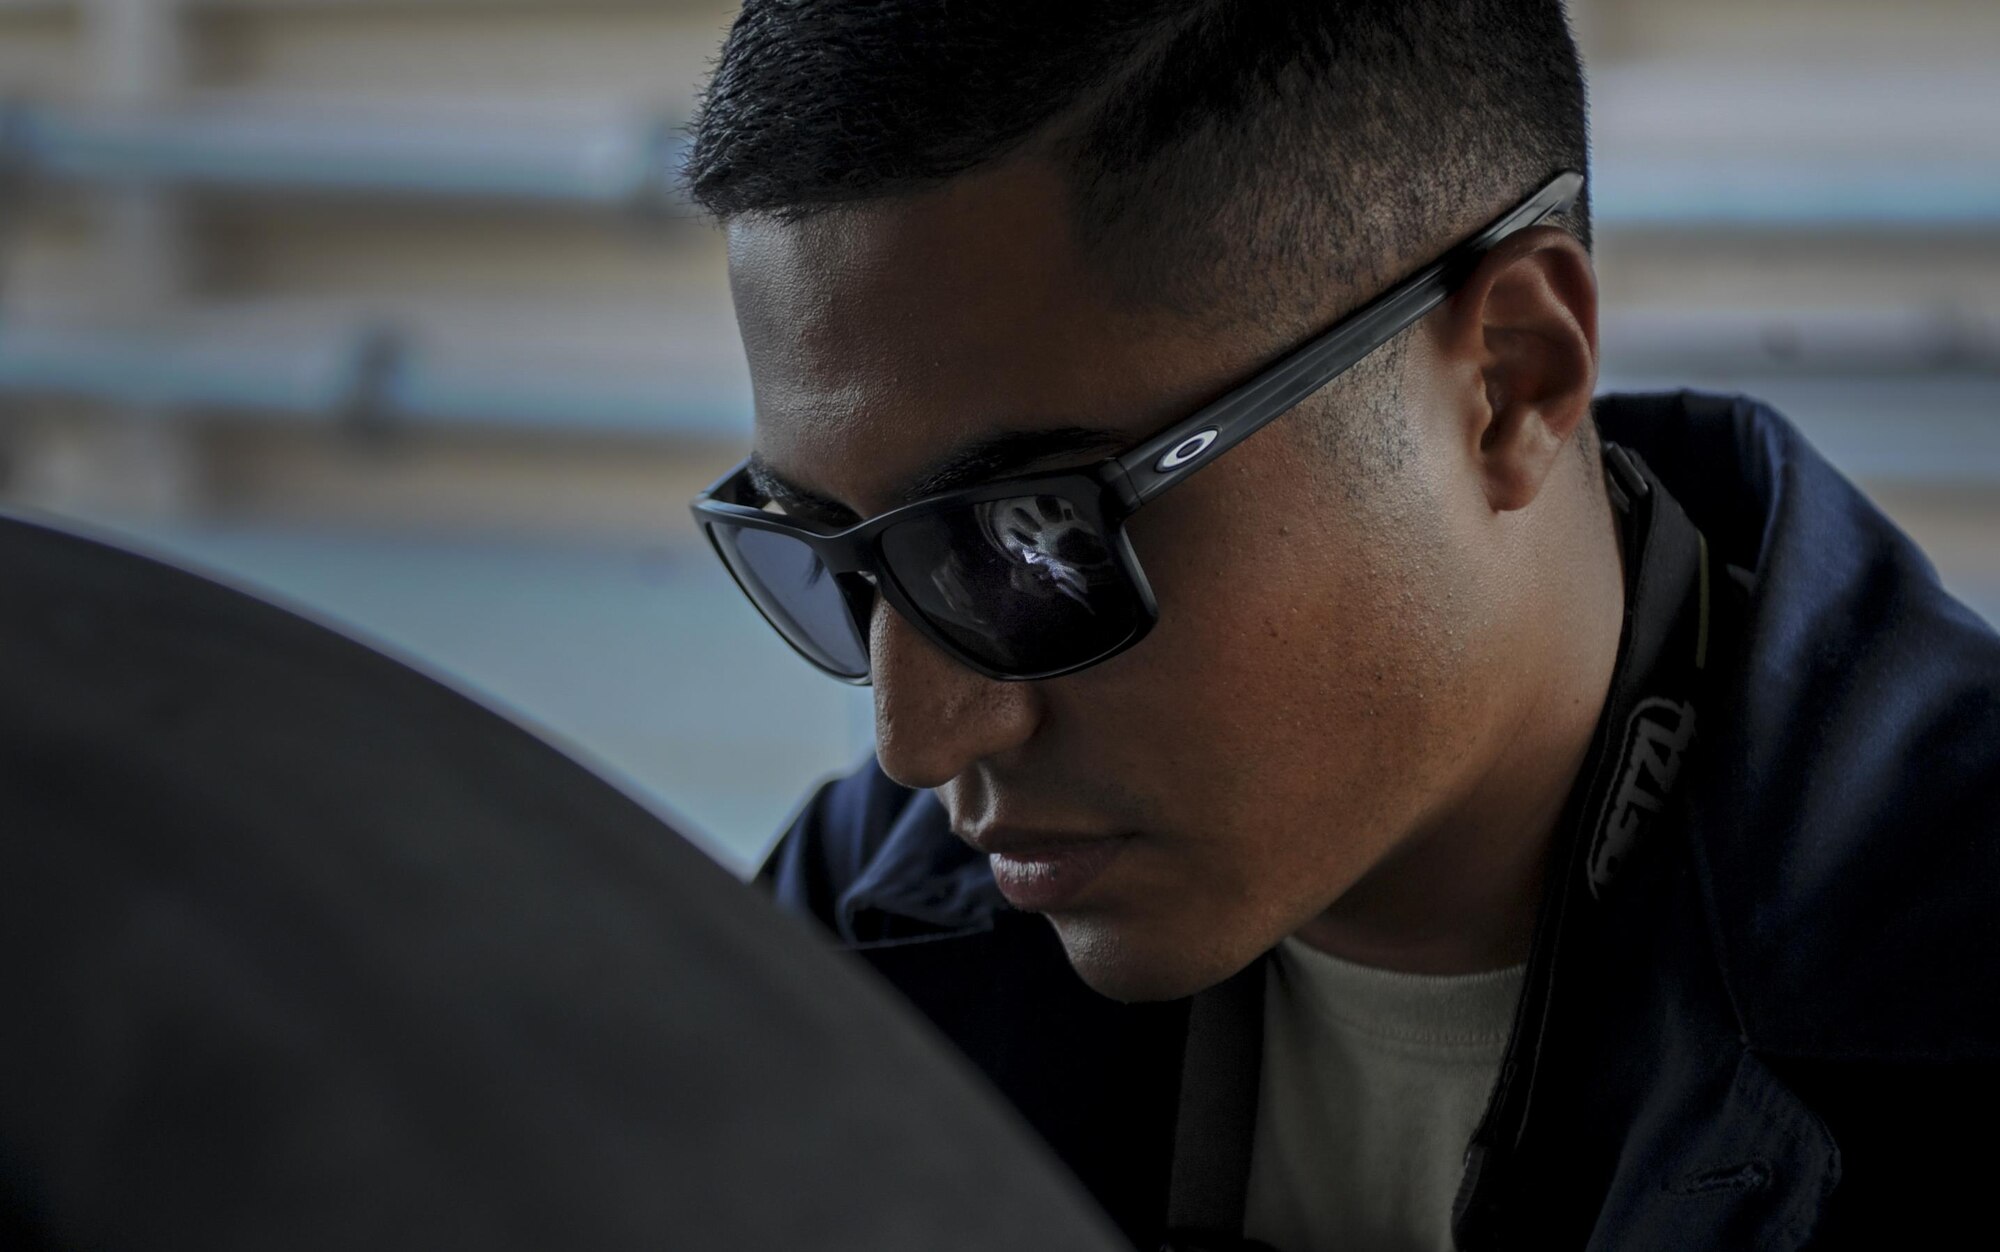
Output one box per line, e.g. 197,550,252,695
1161,953,1279,1252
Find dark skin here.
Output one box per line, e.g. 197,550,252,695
729,158,1620,1001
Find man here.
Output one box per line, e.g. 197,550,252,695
681,3,2000,1249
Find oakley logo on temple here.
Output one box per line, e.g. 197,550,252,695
1155,429,1220,473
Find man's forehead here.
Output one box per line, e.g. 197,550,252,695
727,166,1132,512
721,159,1282,517
725,160,1082,365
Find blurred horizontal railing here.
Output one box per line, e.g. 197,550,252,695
0,98,687,209
1589,154,2000,229
0,317,752,437
1599,307,2000,375
1588,60,2000,229
2,76,1998,225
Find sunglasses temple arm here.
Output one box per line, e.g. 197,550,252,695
1115,170,1584,506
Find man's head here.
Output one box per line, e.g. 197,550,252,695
688,1,1621,999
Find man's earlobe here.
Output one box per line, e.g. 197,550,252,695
1443,226,1599,513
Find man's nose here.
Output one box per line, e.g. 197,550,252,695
868,595,1040,791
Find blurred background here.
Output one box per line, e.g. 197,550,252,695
0,0,1994,874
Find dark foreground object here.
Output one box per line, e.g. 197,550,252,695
0,514,1127,1252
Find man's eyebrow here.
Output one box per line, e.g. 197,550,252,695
747,425,1129,520
744,456,856,522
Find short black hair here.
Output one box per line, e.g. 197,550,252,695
684,1,1589,331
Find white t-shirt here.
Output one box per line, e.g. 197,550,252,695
1242,935,1527,1252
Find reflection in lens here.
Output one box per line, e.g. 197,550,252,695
714,524,869,677
881,495,1143,675
984,496,1101,609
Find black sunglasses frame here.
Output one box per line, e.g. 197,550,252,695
692,170,1585,685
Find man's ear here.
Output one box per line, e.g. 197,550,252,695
1432,225,1599,513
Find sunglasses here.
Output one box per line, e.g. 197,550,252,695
691,170,1584,684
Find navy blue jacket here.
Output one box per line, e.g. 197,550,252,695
756,391,2000,1250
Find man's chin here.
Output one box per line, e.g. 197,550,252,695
1044,913,1252,1004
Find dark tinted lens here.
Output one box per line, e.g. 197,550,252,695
711,523,869,677
880,495,1144,675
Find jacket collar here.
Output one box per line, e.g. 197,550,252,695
1599,391,2000,1062
837,784,1003,940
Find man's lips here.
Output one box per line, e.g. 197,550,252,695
959,827,1133,910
